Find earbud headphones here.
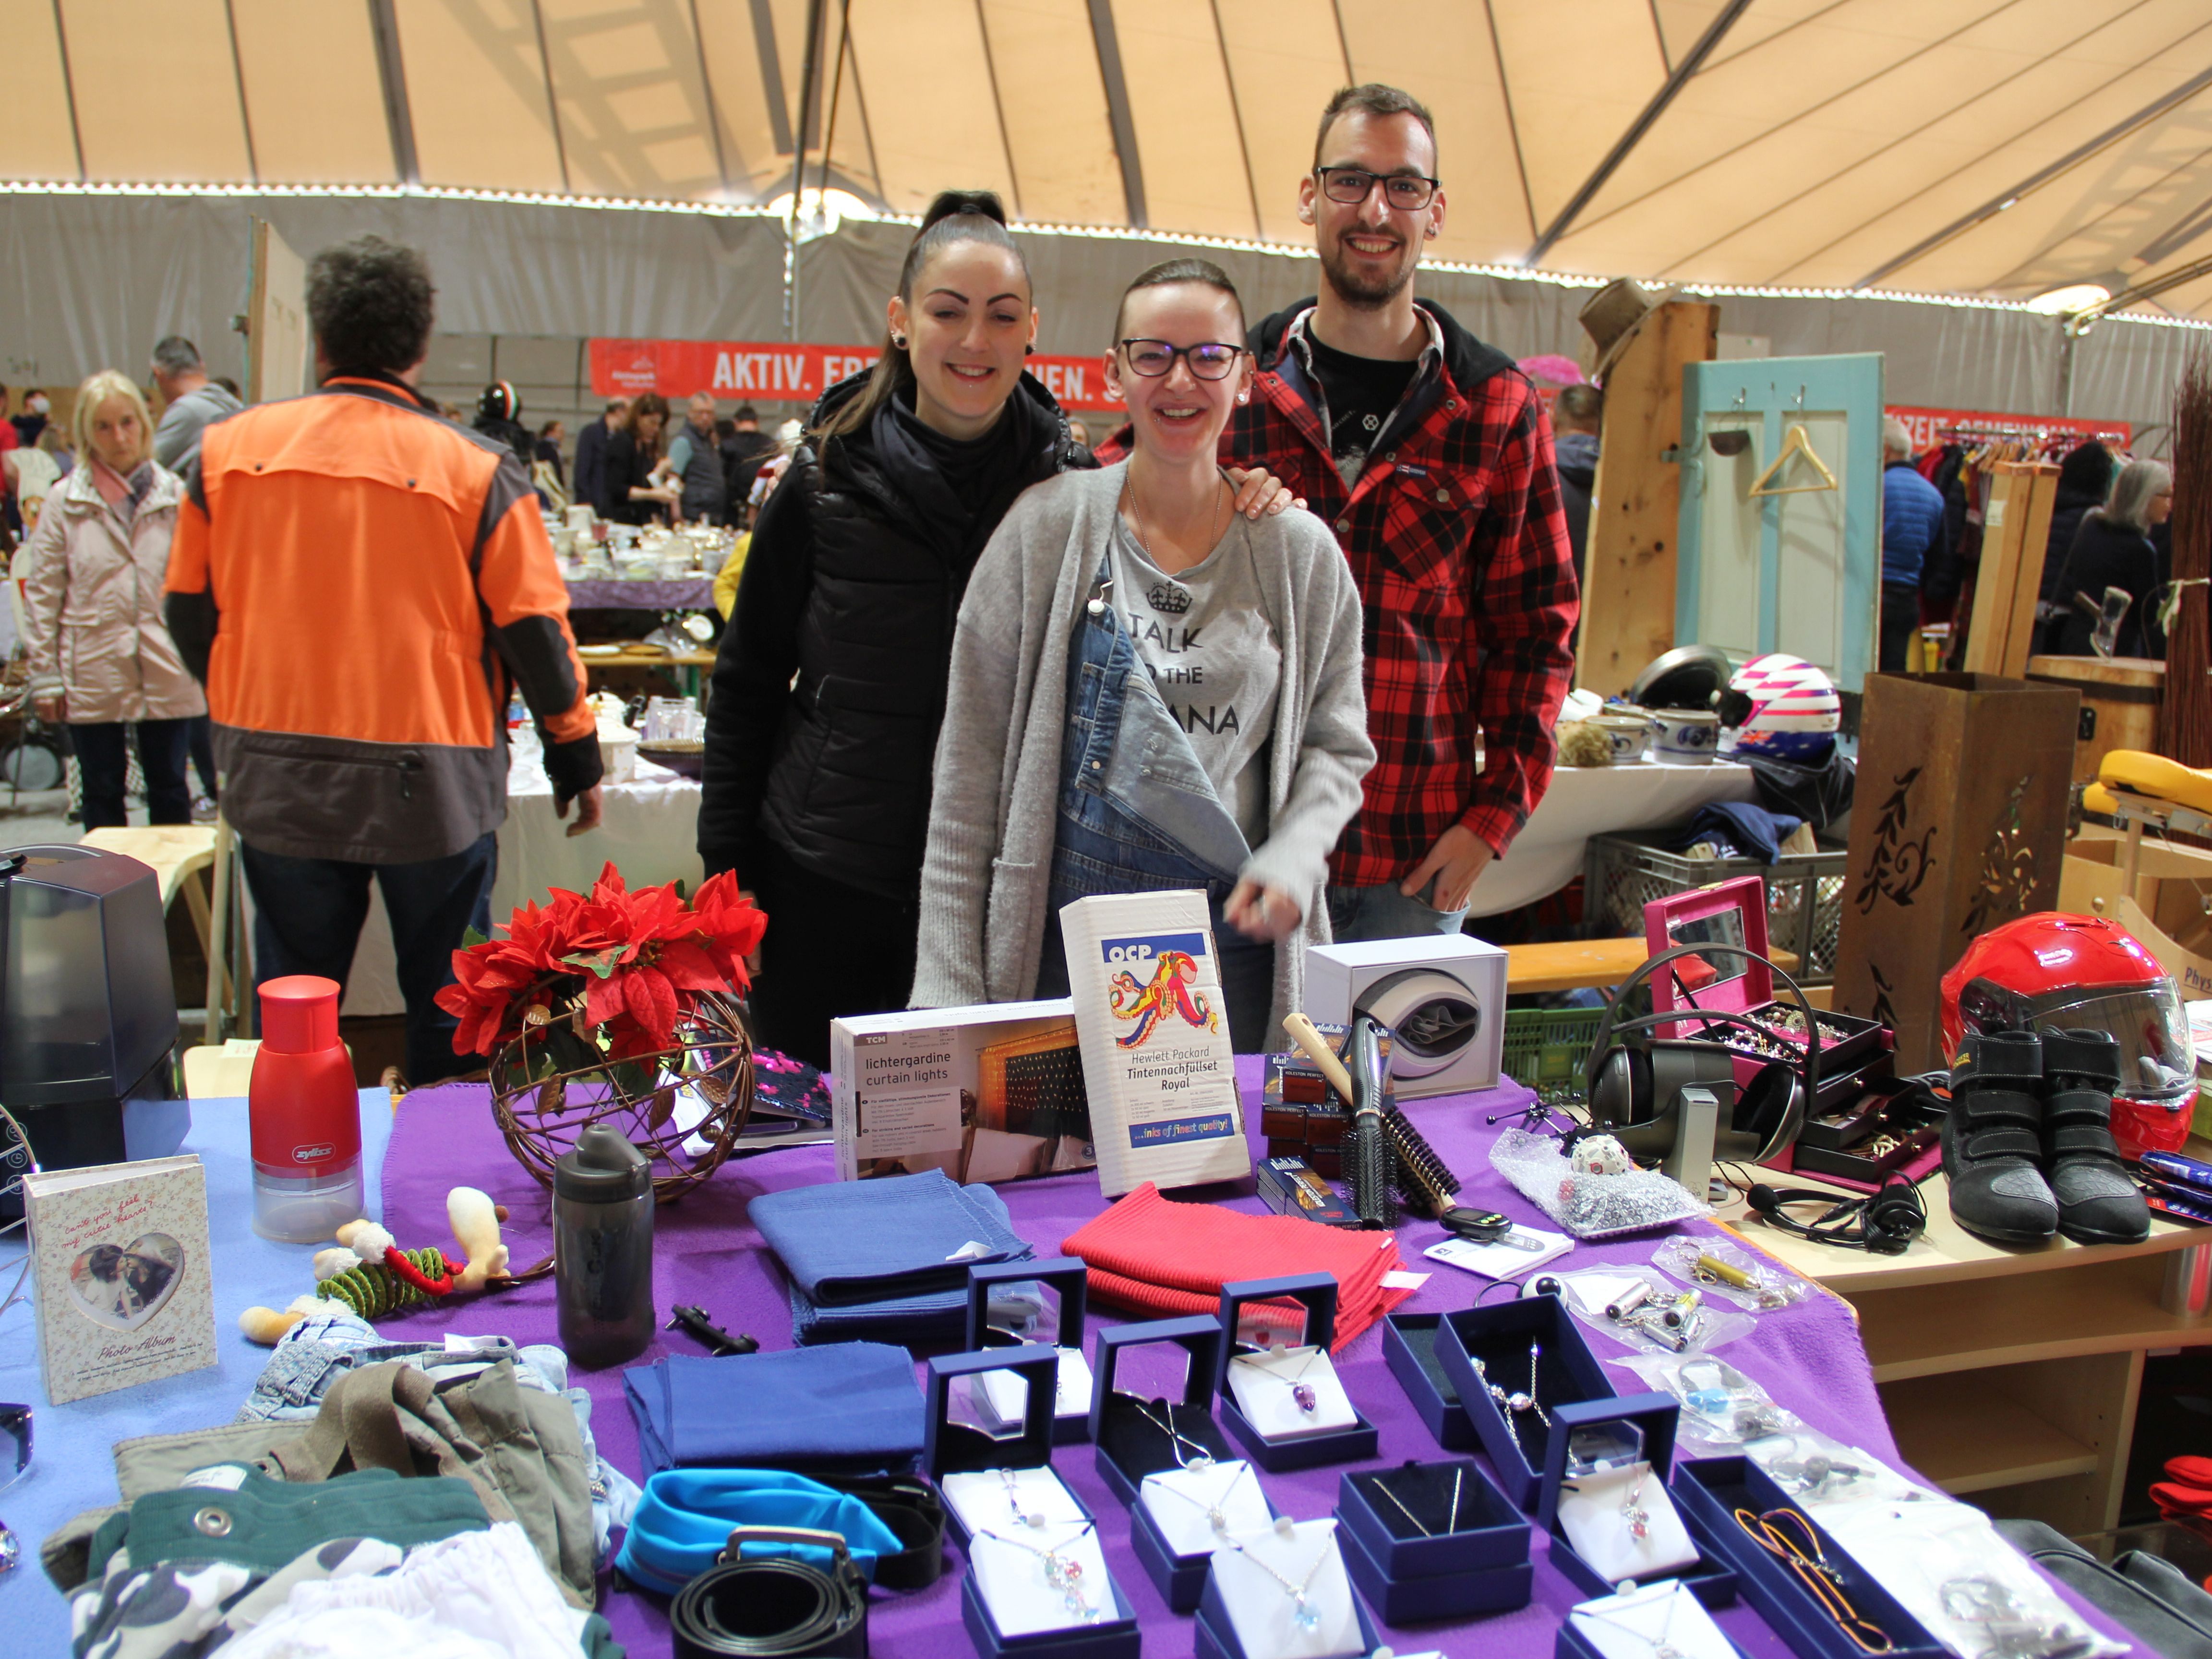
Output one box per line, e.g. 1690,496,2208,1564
1747,1175,1925,1255
1582,943,1823,1165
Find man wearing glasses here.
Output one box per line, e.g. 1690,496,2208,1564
1213,84,1578,942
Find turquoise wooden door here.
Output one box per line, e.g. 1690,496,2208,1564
1674,354,1885,692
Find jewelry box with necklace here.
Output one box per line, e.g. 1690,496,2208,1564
1334,1455,1536,1623
1564,1579,1740,1659
1436,1295,1616,1507
928,1349,1142,1658
1671,1451,1947,1659
1214,1273,1379,1471
965,1258,1095,1446
1382,1310,1484,1450
1539,1393,1737,1607
1196,1515,1375,1659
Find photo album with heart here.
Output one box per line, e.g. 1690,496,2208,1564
22,1154,218,1404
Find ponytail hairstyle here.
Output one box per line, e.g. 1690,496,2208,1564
1111,256,1246,344
814,189,1030,444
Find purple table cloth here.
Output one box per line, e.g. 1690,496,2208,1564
564,577,716,611
381,1063,2128,1659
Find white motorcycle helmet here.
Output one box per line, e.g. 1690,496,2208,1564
1724,654,1840,765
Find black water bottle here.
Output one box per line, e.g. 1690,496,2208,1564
554,1124,656,1369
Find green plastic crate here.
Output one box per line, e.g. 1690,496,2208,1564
1500,1007,1608,1104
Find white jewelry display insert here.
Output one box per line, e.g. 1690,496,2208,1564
1556,1459,1701,1584
1140,1459,1272,1556
1208,1517,1362,1659
942,1465,1089,1539
1569,1580,1735,1659
969,1523,1117,1637
977,1346,1096,1426
1225,1344,1358,1439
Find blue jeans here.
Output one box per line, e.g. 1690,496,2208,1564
1031,569,1274,1053
240,830,497,1084
73,718,192,828
1327,877,1469,944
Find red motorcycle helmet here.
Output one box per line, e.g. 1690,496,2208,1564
1940,912,2197,1157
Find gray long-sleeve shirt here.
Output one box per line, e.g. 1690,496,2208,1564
912,461,1375,1035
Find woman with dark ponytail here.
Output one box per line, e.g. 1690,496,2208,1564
700,191,1289,1067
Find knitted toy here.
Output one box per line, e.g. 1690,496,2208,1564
239,1187,512,1345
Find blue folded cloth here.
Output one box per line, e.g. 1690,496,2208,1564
1664,800,1804,865
625,1344,926,1477
749,1169,1031,1307
613,1468,904,1594
789,1281,971,1349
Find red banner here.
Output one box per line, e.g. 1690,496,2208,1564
588,338,1125,411
1886,404,2130,451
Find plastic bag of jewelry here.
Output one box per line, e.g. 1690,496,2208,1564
1488,1129,1711,1241
1651,1235,1810,1312
1743,1427,1932,1510
1817,1496,2124,1659
1610,1353,1807,1453
1551,1266,1754,1356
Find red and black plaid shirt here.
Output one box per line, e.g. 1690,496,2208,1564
1224,304,1579,888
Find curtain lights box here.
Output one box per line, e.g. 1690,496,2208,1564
830,999,1093,1184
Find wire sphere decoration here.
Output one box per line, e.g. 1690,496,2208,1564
488,989,756,1203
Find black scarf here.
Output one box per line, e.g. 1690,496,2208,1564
867,382,1054,570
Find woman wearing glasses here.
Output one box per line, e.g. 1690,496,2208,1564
700,196,1290,1069
913,259,1374,1051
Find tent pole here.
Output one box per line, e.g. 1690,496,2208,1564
786,0,827,341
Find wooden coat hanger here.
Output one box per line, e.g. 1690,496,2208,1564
1747,422,1839,497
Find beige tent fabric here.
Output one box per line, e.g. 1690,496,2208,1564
3,0,2210,318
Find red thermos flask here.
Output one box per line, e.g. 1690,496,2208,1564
249,975,363,1242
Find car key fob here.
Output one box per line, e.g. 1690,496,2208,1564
1440,1206,1511,1241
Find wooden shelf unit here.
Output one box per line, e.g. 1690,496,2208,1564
1719,1169,2212,1536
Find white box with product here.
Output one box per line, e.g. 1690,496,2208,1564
1302,934,1508,1098
827,999,1094,1183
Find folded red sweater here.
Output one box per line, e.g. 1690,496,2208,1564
1061,1183,1414,1349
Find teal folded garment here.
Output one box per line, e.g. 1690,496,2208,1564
749,1169,1030,1307
613,1468,904,1596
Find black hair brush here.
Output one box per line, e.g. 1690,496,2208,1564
1342,1015,1398,1229
1382,1106,1461,1219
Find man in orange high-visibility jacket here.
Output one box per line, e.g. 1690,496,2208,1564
167,235,602,1084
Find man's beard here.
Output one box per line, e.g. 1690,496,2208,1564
1320,230,1418,311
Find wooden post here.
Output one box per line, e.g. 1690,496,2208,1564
1960,463,2058,676
1576,301,1719,697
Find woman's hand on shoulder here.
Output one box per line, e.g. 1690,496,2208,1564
1224,467,1304,520
1224,877,1302,941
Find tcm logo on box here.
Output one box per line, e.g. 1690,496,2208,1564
1098,931,1210,964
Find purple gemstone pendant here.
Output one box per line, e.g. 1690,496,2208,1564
1291,1381,1318,1413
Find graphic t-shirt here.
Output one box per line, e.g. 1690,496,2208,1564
1306,331,1419,481
1108,511,1282,851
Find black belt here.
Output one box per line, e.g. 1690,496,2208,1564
809,1472,945,1590
672,1527,870,1659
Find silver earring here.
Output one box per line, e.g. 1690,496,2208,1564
1237,392,1249,405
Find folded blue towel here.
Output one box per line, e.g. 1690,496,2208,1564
749,1169,1031,1307
613,1468,904,1594
625,1344,926,1477
789,1280,971,1349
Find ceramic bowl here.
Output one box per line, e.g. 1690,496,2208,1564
1589,714,1651,763
1651,709,1720,764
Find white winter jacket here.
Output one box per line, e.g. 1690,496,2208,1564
20,460,205,725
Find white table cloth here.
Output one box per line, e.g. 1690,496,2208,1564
1464,759,1758,917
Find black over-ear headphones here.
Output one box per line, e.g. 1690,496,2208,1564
1747,1175,1925,1254
1582,943,1823,1165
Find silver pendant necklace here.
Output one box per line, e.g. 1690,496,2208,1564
1577,1586,1690,1659
976,1520,1104,1624
1146,1460,1252,1539
1127,1396,1215,1470
1373,1465,1465,1538
1473,1341,1551,1456
1226,1525,1334,1635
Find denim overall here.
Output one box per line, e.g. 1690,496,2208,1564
1032,561,1276,1053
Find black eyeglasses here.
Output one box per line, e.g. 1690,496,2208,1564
1316,166,1441,211
1118,339,1245,381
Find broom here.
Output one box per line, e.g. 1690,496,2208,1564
2163,352,2212,768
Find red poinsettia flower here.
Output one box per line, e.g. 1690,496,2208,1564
439,862,769,1058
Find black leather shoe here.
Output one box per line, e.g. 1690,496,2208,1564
2040,1029,2152,1244
1944,1031,2058,1244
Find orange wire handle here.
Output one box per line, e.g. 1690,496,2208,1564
1733,1506,1894,1655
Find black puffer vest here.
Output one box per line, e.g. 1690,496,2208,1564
759,375,1087,899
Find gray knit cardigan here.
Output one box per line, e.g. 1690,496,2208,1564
911,461,1375,1035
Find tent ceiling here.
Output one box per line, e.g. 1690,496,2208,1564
5,0,2211,317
